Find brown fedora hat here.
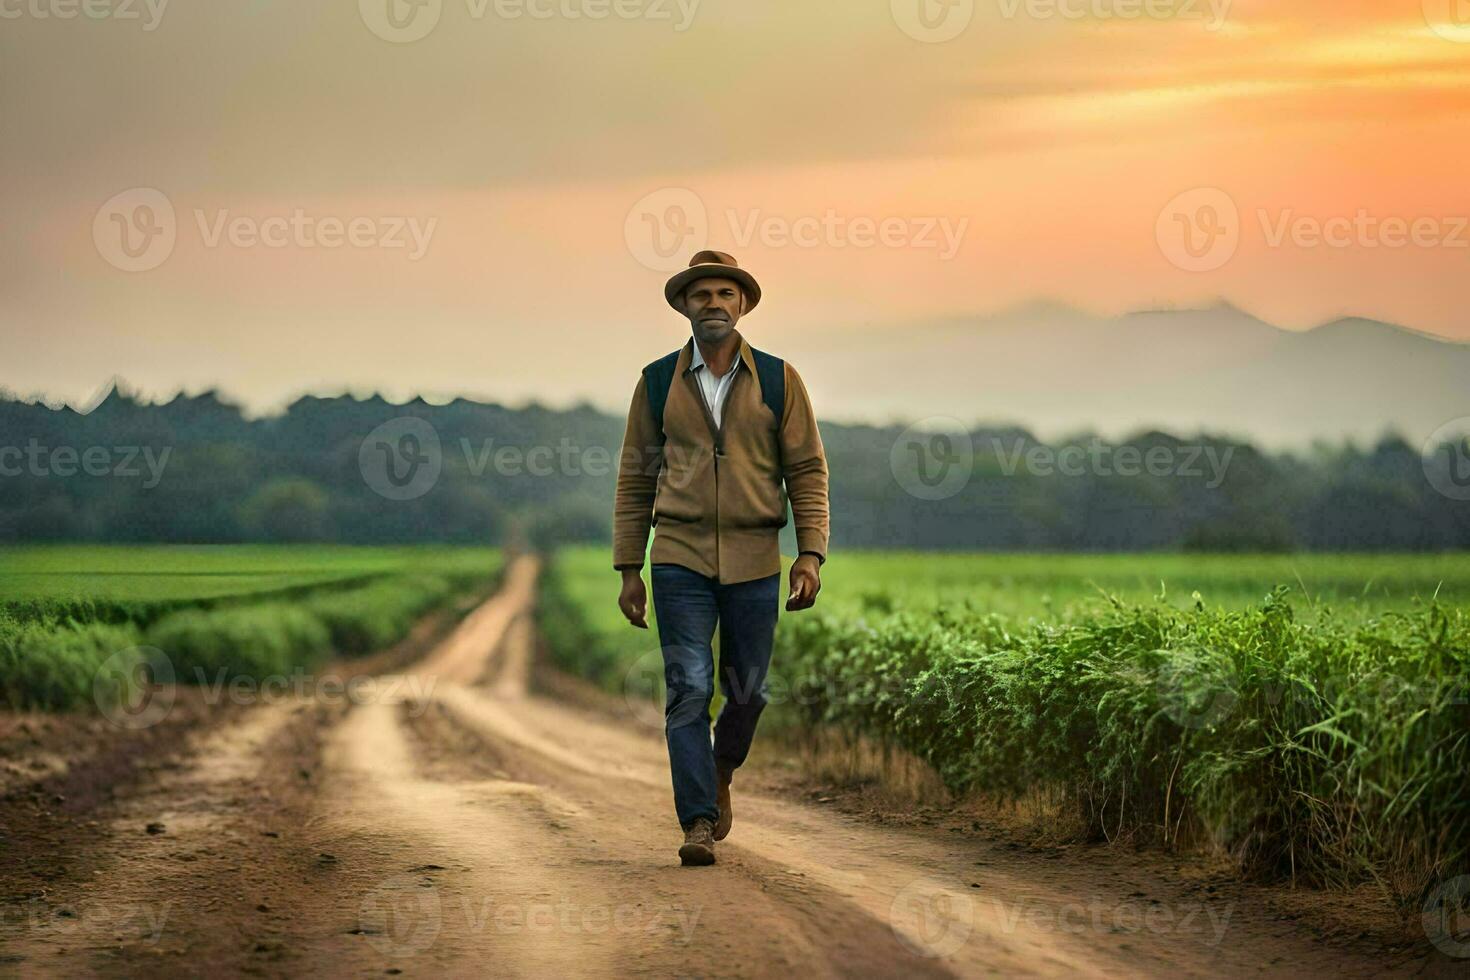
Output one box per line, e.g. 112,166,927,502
664,250,762,315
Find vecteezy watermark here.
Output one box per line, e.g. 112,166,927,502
889,425,1235,502
358,876,702,957
1,898,173,946
1153,647,1239,730
93,646,176,730
890,0,1226,41
890,0,975,43
1158,188,1470,272
1423,417,1470,501
1257,210,1470,251
989,437,1234,488
1424,0,1470,43
987,893,1235,946
996,0,1229,29
625,187,709,272
1156,187,1241,273
621,648,668,731
359,873,443,957
1424,874,1470,958
890,879,975,957
461,437,699,485
0,440,171,487
0,0,169,30
358,0,700,43
92,648,442,730
362,416,704,501
624,188,970,272
93,188,177,273
93,188,438,273
361,417,443,501
890,418,975,501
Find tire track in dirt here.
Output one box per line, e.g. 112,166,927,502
413,559,1423,979
2,555,1442,978
313,556,945,978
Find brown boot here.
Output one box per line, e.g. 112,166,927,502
714,768,734,841
679,817,717,866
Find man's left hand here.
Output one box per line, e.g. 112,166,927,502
786,554,822,612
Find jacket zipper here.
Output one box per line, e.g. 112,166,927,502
685,362,734,581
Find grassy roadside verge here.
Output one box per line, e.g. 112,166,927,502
537,546,1469,908
2,548,503,712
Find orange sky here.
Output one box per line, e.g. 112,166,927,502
2,0,1467,415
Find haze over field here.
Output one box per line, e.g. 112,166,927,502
3,0,1467,444
9,305,1467,450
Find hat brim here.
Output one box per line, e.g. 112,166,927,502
664,265,761,315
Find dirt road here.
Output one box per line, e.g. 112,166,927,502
0,557,1446,977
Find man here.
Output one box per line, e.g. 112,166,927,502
613,250,830,867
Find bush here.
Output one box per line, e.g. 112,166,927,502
0,613,144,711
301,574,454,655
145,602,333,681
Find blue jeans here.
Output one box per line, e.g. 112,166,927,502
649,562,780,830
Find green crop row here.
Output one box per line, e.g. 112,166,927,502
0,545,504,628
774,591,1468,900
537,547,1469,902
2,555,501,712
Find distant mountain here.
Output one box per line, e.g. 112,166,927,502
779,305,1470,450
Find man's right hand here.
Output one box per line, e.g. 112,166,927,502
618,569,649,629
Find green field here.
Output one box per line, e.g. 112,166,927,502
540,547,1470,903
0,545,503,621
813,551,1470,620
1,546,502,711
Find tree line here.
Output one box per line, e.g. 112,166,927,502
1,385,1466,551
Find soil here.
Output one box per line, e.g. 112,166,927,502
1,556,1461,978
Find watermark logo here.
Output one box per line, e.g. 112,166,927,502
1423,875,1470,958
891,0,974,42
626,189,970,271
1424,418,1470,501
889,879,975,957
360,874,444,956
94,190,437,271
360,0,443,42
360,0,699,44
360,417,443,501
989,437,1234,487
1424,0,1470,43
625,187,709,273
1154,647,1238,730
621,647,669,731
890,417,974,501
93,646,176,730
94,188,177,273
995,0,1229,29
1258,209,1469,251
1157,187,1239,273
0,441,172,486
0,0,169,30
1160,191,1468,271
726,208,968,259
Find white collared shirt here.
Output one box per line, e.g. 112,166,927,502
690,341,742,429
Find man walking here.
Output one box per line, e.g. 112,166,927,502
613,250,830,866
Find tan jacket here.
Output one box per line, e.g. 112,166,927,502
613,333,829,584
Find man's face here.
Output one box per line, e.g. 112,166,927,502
682,276,745,345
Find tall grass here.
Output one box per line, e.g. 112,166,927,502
537,547,1469,902
774,589,1468,901
2,551,501,711
0,612,145,712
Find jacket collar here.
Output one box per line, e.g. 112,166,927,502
681,331,754,378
